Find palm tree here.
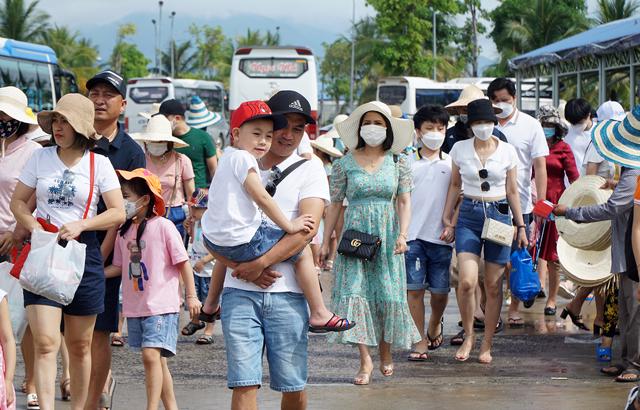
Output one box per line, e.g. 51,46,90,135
236,29,264,47
42,25,99,91
596,0,640,23
161,40,197,77
0,0,49,41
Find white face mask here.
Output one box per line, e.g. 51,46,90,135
495,102,514,119
124,198,143,220
146,142,168,157
420,131,445,151
471,124,494,141
360,124,387,147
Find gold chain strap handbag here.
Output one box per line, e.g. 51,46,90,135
480,200,514,247
337,229,382,261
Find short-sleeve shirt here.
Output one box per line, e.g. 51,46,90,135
564,128,591,176
224,152,330,294
201,147,261,246
175,127,216,188
145,152,195,207
449,137,518,198
19,148,121,228
0,136,40,233
583,142,614,179
112,216,189,317
297,133,313,155
189,220,213,278
496,109,549,213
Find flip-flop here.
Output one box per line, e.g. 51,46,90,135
427,317,444,350
407,351,429,362
616,368,640,383
450,329,465,346
601,363,626,377
196,335,214,345
309,313,356,333
508,317,524,328
625,386,638,410
380,363,394,377
26,393,39,410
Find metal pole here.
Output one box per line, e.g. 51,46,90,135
152,19,158,71
552,65,559,108
170,11,176,78
630,51,636,109
159,1,164,74
432,10,437,80
598,56,606,105
349,0,355,111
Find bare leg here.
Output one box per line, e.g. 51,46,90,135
231,386,258,410
84,330,111,410
64,314,97,410
427,293,448,344
379,340,393,376
294,246,335,327
21,326,36,395
281,391,307,410
159,358,178,410
407,290,428,353
546,261,560,309
142,348,164,410
538,259,548,294
455,252,480,361
202,262,226,315
479,262,505,364
353,344,373,385
59,333,71,400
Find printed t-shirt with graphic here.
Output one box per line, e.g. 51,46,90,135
19,147,120,228
175,127,216,189
145,152,195,207
112,216,189,318
189,220,213,278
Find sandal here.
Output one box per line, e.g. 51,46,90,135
427,317,444,350
324,260,334,271
196,335,214,345
450,329,465,346
60,377,71,401
353,369,372,385
198,306,221,323
560,308,590,331
544,307,557,316
407,351,429,362
26,393,39,410
601,363,626,377
380,363,394,377
596,344,612,362
508,317,524,328
626,386,639,410
309,313,356,333
182,321,205,336
495,318,504,334
617,368,640,383
457,317,484,330
110,335,125,347
98,376,116,409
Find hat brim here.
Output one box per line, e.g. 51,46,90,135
270,109,315,125
311,140,343,158
131,132,190,148
0,96,38,124
592,109,640,169
186,111,223,128
557,238,613,286
37,110,97,140
335,102,414,154
445,98,503,115
116,169,166,217
86,77,125,98
235,114,288,132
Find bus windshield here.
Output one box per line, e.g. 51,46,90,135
378,85,407,106
174,86,224,113
415,88,462,108
128,86,169,104
239,58,308,79
0,56,54,111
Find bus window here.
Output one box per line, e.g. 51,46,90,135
378,85,407,106
18,61,54,111
415,88,462,108
239,58,308,79
0,57,18,89
174,87,224,113
129,86,169,104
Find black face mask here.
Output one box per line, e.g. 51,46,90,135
0,119,20,138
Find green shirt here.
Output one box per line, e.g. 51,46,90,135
175,128,216,188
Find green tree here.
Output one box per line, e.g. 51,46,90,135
0,0,49,41
161,40,197,78
189,24,234,85
236,28,280,47
42,25,99,91
321,39,351,108
109,24,149,80
596,0,640,23
457,0,487,77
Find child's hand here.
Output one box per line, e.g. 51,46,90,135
287,214,315,234
5,380,14,407
194,260,205,273
186,295,202,321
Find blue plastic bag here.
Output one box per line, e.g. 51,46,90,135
510,248,541,303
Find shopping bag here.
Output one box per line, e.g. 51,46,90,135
19,230,86,306
0,262,27,342
510,248,541,303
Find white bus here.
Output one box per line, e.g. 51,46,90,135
229,46,319,136
377,77,466,117
124,77,228,142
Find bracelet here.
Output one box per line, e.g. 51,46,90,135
398,233,408,239
186,295,199,300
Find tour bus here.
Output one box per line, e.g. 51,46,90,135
125,77,228,142
229,46,319,137
0,37,77,111
377,77,466,117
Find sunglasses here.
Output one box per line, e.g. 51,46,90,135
479,169,490,192
265,166,282,197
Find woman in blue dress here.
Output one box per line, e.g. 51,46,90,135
321,102,420,385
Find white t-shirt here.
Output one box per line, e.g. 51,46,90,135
583,142,614,179
19,148,120,228
449,137,518,198
297,133,313,155
224,152,330,293
189,220,213,278
201,147,262,246
564,128,591,176
496,109,549,213
408,153,452,246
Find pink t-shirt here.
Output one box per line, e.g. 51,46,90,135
112,216,189,318
145,152,195,207
0,136,40,234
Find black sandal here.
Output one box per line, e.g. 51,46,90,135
450,329,465,346
560,308,589,331
198,306,221,323
617,369,640,383
427,317,444,350
181,321,205,336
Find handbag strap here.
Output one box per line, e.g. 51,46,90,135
82,152,95,220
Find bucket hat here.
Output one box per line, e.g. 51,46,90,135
557,238,613,287
311,135,343,158
444,85,505,116
185,96,222,129
466,99,498,125
267,90,315,124
323,114,348,140
131,115,189,148
116,168,166,217
37,94,97,139
537,105,568,132
591,105,640,169
336,101,413,154
0,86,37,124
596,101,625,122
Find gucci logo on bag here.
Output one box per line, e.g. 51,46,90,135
351,239,362,248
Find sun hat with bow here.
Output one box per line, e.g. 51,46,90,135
0,86,37,124
591,105,640,168
37,93,97,139
311,135,343,158
336,101,413,154
131,115,190,148
185,95,222,129
537,105,568,132
116,168,166,217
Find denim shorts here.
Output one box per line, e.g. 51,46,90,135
194,274,211,304
455,198,513,265
127,313,179,358
221,288,309,392
405,239,453,293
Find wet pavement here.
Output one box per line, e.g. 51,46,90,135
11,274,634,409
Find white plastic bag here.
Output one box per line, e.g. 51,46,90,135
0,262,27,342
20,230,86,306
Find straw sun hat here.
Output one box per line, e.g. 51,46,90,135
591,105,640,168
445,84,503,116
311,135,343,158
131,115,190,148
557,238,613,287
336,101,413,154
0,86,37,124
37,93,97,139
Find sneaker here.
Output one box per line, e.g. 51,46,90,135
625,386,638,410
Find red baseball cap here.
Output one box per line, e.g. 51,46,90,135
231,100,287,131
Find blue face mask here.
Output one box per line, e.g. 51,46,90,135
543,127,556,139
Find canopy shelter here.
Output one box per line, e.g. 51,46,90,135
509,16,640,111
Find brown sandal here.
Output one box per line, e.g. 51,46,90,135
60,378,71,401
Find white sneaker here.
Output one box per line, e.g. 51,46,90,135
626,386,638,410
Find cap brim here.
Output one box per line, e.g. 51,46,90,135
271,109,315,125
86,78,124,98
116,170,166,217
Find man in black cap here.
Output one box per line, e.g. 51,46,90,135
86,69,145,410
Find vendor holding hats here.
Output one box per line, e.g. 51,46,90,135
10,93,126,410
133,115,195,238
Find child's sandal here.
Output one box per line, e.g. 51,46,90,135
309,313,356,333
198,306,221,323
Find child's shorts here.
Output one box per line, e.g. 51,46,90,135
204,220,301,263
127,313,179,357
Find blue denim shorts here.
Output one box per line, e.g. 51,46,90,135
127,313,179,357
204,221,299,263
455,198,513,265
221,288,309,392
194,274,211,304
405,239,453,293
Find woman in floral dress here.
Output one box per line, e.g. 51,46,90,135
320,101,420,386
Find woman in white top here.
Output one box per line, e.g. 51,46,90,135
10,94,125,410
442,99,528,364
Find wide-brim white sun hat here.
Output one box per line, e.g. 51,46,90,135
556,176,612,251
557,238,613,287
336,101,413,154
131,115,189,148
591,105,640,169
311,135,343,158
324,114,348,140
138,103,161,120
0,86,38,124
185,95,222,129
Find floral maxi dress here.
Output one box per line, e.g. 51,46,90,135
328,152,421,349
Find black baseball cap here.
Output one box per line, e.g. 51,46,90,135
267,90,315,124
86,70,126,98
155,99,186,117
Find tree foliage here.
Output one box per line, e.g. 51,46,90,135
236,28,280,47
109,24,149,80
596,0,640,23
161,40,197,78
189,24,234,85
0,0,49,41
42,25,99,91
